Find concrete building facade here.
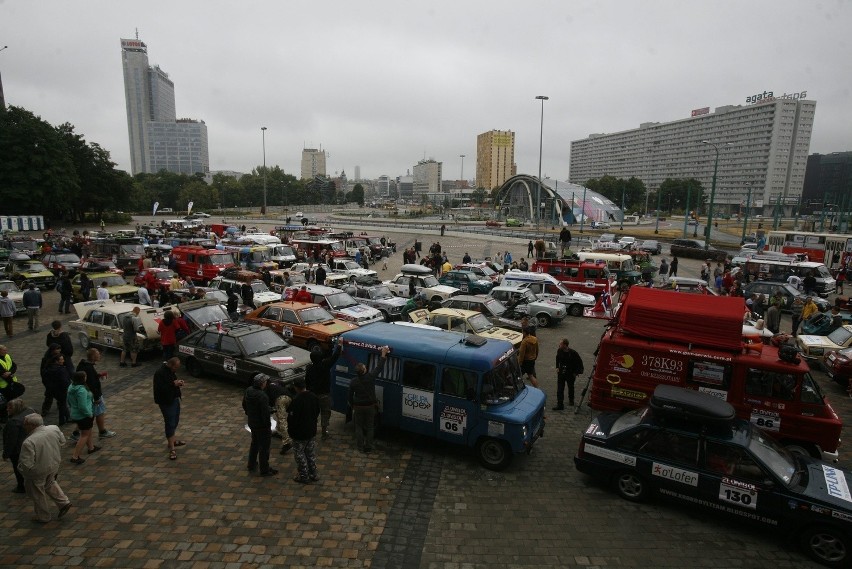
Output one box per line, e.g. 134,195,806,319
121,37,208,175
413,159,442,201
300,148,327,180
476,130,516,191
569,97,816,215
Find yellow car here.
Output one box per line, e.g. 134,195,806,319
410,307,523,347
3,253,57,290
72,272,137,302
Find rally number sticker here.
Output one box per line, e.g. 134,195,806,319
439,406,467,435
749,409,781,432
282,327,293,339
719,482,757,510
104,336,114,346
223,358,237,373
179,345,195,356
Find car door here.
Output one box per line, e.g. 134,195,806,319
435,366,477,445
101,313,122,349
218,335,244,381
630,429,702,500
281,307,306,347
391,275,410,297
398,359,438,437
192,330,224,377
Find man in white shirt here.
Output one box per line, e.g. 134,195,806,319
96,282,110,300
787,275,802,290
137,285,152,306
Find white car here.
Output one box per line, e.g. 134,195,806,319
0,280,26,314
384,264,460,303
796,325,852,359
295,212,304,218
591,221,610,229
488,285,567,328
294,284,384,326
617,236,636,249
68,301,165,352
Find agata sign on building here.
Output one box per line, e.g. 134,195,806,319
745,90,808,104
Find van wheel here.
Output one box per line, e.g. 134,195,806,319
784,442,820,459
535,313,552,328
78,333,90,349
801,525,850,567
186,358,202,378
613,470,647,502
569,303,583,317
476,437,512,471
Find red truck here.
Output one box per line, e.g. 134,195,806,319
171,245,236,284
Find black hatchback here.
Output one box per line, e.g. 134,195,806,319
575,386,852,567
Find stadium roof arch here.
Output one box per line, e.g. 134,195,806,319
494,175,623,226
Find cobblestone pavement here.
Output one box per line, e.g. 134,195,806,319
0,222,845,568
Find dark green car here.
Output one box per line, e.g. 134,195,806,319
439,270,493,294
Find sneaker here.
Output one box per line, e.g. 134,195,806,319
58,502,72,518
99,430,116,438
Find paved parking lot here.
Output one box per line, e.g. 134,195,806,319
0,223,846,568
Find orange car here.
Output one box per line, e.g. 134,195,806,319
244,301,358,353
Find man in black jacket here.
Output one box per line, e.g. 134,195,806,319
243,374,276,476
348,346,389,453
287,378,320,484
553,338,584,410
305,342,341,439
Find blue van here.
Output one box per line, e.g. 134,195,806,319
332,322,546,470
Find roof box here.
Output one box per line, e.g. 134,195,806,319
649,385,735,426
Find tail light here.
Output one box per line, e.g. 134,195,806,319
577,440,586,458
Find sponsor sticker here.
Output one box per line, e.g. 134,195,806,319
487,421,505,436
401,387,433,422
439,405,467,435
611,385,647,401
584,444,637,466
282,327,293,339
823,465,852,502
269,356,294,364
178,345,194,355
224,358,237,373
697,386,728,401
749,408,781,432
652,462,699,487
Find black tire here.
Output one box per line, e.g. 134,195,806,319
307,339,321,354
800,525,851,567
535,313,552,328
379,310,390,323
476,437,512,471
784,441,820,459
569,303,583,317
78,332,90,349
186,358,202,378
612,470,648,502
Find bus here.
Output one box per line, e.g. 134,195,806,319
767,231,852,270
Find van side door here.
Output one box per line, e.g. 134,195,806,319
435,366,478,445
398,359,438,436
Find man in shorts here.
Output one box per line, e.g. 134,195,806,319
119,306,142,368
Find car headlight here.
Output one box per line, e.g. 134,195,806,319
279,369,294,377
521,425,527,438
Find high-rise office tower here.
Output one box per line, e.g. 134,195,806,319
121,37,208,175
413,159,442,199
476,130,516,191
301,148,327,179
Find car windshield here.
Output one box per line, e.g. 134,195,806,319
467,313,494,332
300,306,334,323
10,243,31,252
481,355,524,404
0,281,20,293
205,290,228,302
479,266,497,277
421,275,439,287
24,262,48,272
154,270,175,279
521,289,539,303
744,425,797,486
251,282,270,294
342,261,360,270
182,304,229,327
250,250,271,262
326,292,357,309
484,298,505,316
209,253,234,265
610,408,647,435
828,326,852,346
120,244,144,255
56,254,80,263
241,328,289,357
103,276,127,287
369,286,393,299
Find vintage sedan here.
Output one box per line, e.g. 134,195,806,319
79,258,124,276
71,272,137,303
2,253,56,290
176,323,311,384
825,347,852,388
575,385,852,568
134,268,178,290
68,301,164,352
344,281,408,321
439,270,493,294
41,252,81,275
0,280,26,314
244,301,358,353
384,264,460,302
487,286,567,328
410,307,523,347
440,295,525,331
637,239,662,255
797,325,852,360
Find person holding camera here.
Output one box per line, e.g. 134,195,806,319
553,338,584,410
153,357,185,460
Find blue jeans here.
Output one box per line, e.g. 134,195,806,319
159,398,181,439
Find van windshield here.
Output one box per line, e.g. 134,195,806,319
209,253,234,265
481,355,524,404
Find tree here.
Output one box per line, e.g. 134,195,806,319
471,188,488,206
654,178,706,215
346,183,365,206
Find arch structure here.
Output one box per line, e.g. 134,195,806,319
494,175,623,227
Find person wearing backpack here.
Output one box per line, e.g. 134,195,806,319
305,341,342,439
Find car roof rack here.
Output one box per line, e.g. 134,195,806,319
649,385,735,426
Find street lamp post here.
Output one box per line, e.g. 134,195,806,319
261,127,268,216
654,187,662,234
682,181,691,238
741,182,753,244
619,184,626,230
459,154,465,183
701,140,729,250
535,95,549,232
579,187,587,233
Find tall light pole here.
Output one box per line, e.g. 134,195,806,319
741,182,753,244
0,45,8,110
459,154,465,183
261,126,268,215
700,140,729,250
619,184,626,230
535,95,549,232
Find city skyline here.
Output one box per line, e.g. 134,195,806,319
2,1,850,183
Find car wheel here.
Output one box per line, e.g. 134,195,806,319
78,333,90,349
612,470,648,502
784,441,820,459
379,310,390,322
307,339,321,354
186,358,202,378
801,525,850,567
536,313,552,328
476,437,512,471
569,303,583,317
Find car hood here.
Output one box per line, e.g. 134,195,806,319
799,461,852,511
798,335,841,350
305,320,358,335
248,347,312,374
335,305,382,320
19,269,54,277
373,296,408,307
425,285,460,294
107,284,139,296
570,291,597,304
484,386,546,424
253,291,281,303
343,268,376,276
477,327,523,346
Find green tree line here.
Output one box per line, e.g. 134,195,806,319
0,105,361,225
584,175,705,215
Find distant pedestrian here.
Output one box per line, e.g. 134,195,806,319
527,240,534,257
518,327,539,388
46,320,75,375
0,290,15,337
765,303,781,335
96,281,110,301
137,285,152,306
440,224,446,236
837,268,846,295
315,265,326,286
553,338,584,410
226,289,240,321
349,346,389,453
2,398,37,494
790,296,804,337
153,357,185,460
67,371,99,464
76,348,116,440
17,414,72,523
57,274,72,314
559,227,572,256
803,271,817,296
79,273,92,302
23,283,42,331
244,374,276,476
288,378,321,484
658,259,668,284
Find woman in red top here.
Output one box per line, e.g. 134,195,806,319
158,310,190,360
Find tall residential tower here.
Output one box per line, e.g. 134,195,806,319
121,37,209,175
300,148,327,179
476,130,516,191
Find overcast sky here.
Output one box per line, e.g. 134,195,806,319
2,0,850,183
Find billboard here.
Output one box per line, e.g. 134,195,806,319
691,107,710,117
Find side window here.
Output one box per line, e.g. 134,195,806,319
686,360,732,392
585,269,600,279
745,369,796,401
219,336,239,355
800,374,823,404
262,306,282,321
569,268,579,278
187,254,195,263
282,310,300,324
402,360,435,391
102,314,118,328
705,441,766,481
544,284,559,295
431,315,451,329
87,310,104,325
529,283,542,294
440,367,477,399
201,331,220,350
395,276,409,286
636,430,699,466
